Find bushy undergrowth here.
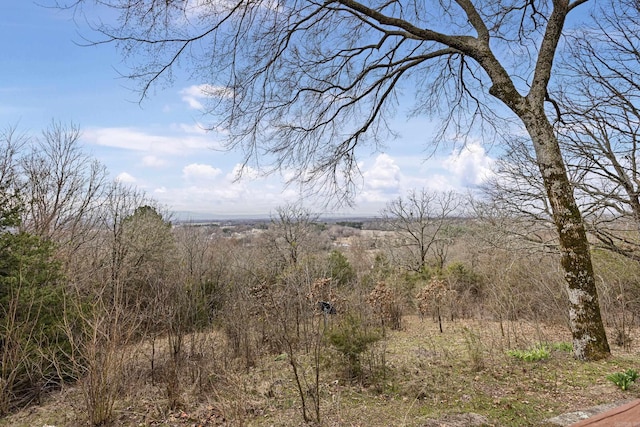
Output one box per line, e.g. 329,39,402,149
2,316,639,427
3,205,639,426
551,341,573,352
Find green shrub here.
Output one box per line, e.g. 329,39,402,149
446,262,481,286
327,315,381,379
327,250,355,286
0,231,74,414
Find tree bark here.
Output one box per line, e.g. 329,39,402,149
521,108,610,361
472,0,612,360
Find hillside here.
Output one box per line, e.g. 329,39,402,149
2,316,638,427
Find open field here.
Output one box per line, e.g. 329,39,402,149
2,315,638,427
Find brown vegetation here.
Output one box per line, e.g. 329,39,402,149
0,130,637,425
2,213,640,426
1,316,639,427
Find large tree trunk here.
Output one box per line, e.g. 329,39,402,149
522,109,610,361
476,0,610,361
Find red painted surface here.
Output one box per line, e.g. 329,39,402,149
571,399,640,426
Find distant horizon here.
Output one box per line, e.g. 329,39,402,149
171,210,383,222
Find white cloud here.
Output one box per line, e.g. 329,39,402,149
358,154,402,203
152,178,285,216
115,172,137,183
183,0,280,24
182,95,204,110
142,155,167,167
101,141,493,218
173,122,207,134
83,126,219,155
423,174,457,191
180,84,233,110
184,0,234,19
362,154,401,191
183,163,223,181
442,143,494,187
227,163,260,181
143,161,312,217
350,146,493,212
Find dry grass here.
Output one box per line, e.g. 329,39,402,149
1,316,639,427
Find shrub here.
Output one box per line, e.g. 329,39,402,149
327,250,356,286
327,315,381,379
368,281,403,330
416,278,456,332
463,327,485,372
0,231,73,415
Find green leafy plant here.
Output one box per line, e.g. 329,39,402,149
506,344,551,362
607,369,639,391
550,342,573,352
626,369,640,382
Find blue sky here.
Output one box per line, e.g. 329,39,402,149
0,2,495,219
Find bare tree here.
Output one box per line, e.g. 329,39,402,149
69,0,612,359
174,224,214,285
382,189,462,271
86,181,152,296
484,0,640,262
20,121,108,251
269,204,322,266
0,126,26,229
557,0,640,261
480,137,561,254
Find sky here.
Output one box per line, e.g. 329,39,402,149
0,2,496,219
